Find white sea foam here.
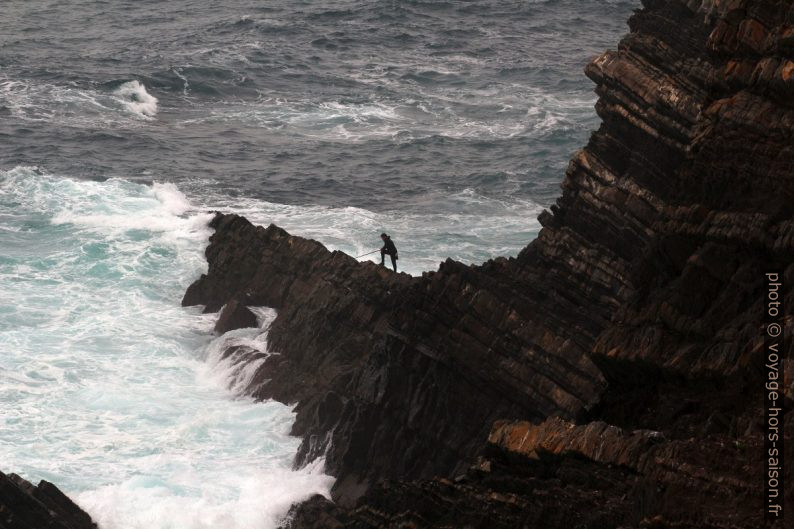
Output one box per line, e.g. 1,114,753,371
178,80,592,142
0,78,158,126
200,308,278,396
47,178,210,240
78,460,331,529
0,166,334,529
153,182,193,215
112,80,159,118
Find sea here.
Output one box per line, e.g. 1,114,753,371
0,1,637,528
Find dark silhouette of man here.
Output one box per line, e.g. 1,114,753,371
380,233,398,272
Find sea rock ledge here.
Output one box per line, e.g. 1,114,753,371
182,212,609,505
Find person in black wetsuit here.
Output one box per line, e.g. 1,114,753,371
380,233,398,272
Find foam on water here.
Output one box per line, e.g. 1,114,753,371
179,84,587,142
200,308,278,396
0,166,333,529
0,78,158,126
112,80,159,119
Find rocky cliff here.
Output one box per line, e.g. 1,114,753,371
183,0,794,527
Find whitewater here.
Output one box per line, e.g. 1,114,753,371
0,164,543,528
0,167,334,529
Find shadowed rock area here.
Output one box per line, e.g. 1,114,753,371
182,0,794,527
0,470,97,529
182,214,609,504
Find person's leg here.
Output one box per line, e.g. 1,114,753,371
381,249,385,265
390,254,397,272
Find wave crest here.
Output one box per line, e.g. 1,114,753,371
112,80,158,118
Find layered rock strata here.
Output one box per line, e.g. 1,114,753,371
182,214,611,503
183,0,794,526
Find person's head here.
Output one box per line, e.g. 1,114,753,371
380,232,388,240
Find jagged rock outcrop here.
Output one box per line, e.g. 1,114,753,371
183,0,793,526
0,470,97,529
183,214,610,503
213,295,258,334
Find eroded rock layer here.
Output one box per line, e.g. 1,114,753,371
183,0,794,526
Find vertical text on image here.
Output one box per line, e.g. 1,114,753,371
764,271,784,522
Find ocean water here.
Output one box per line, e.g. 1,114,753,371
0,1,637,527
0,167,333,528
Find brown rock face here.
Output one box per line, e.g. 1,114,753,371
183,0,794,526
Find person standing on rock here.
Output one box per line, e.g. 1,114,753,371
380,233,398,272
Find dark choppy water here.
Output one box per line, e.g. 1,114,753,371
0,2,636,527
2,0,634,213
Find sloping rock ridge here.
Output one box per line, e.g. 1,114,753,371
183,0,793,527
0,470,97,529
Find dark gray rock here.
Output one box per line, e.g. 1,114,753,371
0,470,96,529
214,295,258,334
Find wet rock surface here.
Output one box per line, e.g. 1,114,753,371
0,470,96,529
183,0,794,527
